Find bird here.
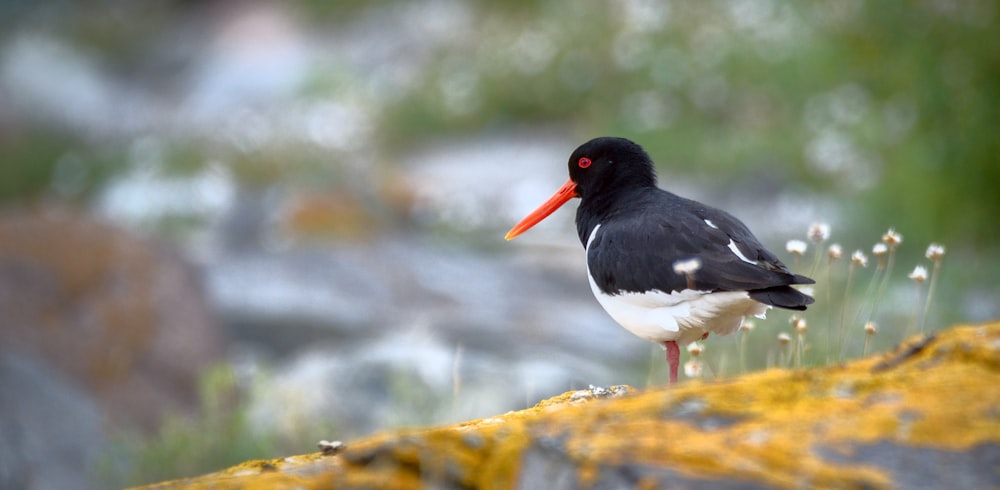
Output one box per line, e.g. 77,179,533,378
505,137,815,384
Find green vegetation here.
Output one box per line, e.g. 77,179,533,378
677,224,955,384
367,1,1000,249
3,2,998,251
98,365,339,487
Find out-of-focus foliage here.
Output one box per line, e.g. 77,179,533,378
368,1,1000,249
97,365,336,487
2,1,997,252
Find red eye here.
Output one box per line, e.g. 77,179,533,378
578,157,592,168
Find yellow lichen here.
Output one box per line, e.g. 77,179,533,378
134,323,1000,490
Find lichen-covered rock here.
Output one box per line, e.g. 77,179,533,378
137,323,1000,490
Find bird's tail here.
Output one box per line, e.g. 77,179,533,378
748,285,814,311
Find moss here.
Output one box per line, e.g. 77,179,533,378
135,323,1000,490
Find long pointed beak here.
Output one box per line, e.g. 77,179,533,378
505,179,578,240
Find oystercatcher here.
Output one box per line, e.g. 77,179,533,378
506,137,815,384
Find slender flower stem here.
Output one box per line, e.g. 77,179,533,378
777,333,792,368
868,246,896,324
809,242,824,280
858,260,884,326
838,262,856,360
824,256,834,362
921,259,942,333
863,322,877,357
794,332,804,368
910,281,924,337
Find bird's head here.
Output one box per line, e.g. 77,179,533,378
567,137,656,200
505,137,657,240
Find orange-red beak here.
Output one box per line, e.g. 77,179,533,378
505,179,578,240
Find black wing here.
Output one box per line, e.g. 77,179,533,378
586,194,813,299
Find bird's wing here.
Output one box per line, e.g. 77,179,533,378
692,202,798,274
586,205,810,296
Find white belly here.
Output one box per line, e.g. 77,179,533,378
586,272,767,346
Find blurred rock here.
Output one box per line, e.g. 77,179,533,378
206,236,646,437
0,206,224,432
0,353,104,490
136,323,1000,490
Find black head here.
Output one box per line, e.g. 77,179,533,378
505,136,658,241
568,137,657,200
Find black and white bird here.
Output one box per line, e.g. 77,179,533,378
506,137,815,384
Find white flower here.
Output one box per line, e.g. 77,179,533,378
672,257,702,275
808,222,831,243
864,321,877,335
686,342,703,356
827,243,843,260
851,250,868,267
908,265,928,283
882,228,903,247
786,239,808,256
740,320,755,332
683,359,703,378
872,243,888,257
777,332,792,344
793,317,808,333
926,243,946,261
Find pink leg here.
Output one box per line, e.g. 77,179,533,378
664,340,680,385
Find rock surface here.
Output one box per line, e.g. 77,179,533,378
0,207,223,430
0,207,224,489
137,323,1000,490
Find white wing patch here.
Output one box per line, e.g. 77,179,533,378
706,219,758,266
727,239,758,265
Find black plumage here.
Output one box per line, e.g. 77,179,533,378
571,137,813,309
506,136,815,384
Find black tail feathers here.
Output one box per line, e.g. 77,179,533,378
748,285,814,311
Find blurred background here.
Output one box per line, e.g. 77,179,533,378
1,0,997,487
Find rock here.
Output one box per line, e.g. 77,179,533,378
206,237,644,438
0,353,104,490
135,323,1000,490
0,206,224,431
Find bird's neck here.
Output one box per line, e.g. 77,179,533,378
575,186,655,247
